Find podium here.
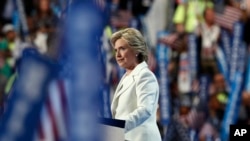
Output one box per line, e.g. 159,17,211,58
99,118,125,141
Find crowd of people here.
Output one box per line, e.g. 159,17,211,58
0,0,60,114
0,0,249,141
158,0,250,141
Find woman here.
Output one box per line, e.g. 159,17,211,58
110,28,161,141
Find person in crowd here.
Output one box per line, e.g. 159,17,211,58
198,93,222,141
0,50,12,117
0,51,12,81
196,7,220,76
164,115,191,141
173,0,214,34
32,0,58,54
211,73,228,99
241,90,250,124
242,5,250,47
199,73,228,135
2,24,22,68
32,0,58,31
247,0,250,17
164,93,193,141
110,28,161,141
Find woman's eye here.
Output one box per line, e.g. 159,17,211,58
120,47,126,50
114,47,126,53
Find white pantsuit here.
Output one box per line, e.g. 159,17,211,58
111,61,161,141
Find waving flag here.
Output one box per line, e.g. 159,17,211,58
215,6,242,30
37,79,68,141
159,33,184,50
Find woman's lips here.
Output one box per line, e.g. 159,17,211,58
117,59,124,62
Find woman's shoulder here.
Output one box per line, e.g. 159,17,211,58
136,67,157,81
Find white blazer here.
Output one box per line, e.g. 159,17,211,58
111,61,161,141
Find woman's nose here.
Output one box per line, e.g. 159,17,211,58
116,51,121,57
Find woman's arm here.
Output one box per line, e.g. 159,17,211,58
124,70,159,132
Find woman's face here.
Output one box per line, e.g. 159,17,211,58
39,0,50,12
114,38,137,70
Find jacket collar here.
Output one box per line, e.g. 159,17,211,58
129,61,148,76
113,61,148,98
111,61,148,117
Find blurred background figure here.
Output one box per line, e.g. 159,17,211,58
32,0,59,55
173,0,214,34
196,7,220,76
1,23,22,69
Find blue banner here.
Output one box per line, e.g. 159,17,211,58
0,48,57,141
198,75,210,102
220,22,245,141
229,22,244,85
99,28,112,119
12,10,20,35
220,29,232,70
220,71,244,141
100,83,112,118
62,2,105,141
188,34,197,81
216,47,229,83
244,55,250,92
156,31,171,125
237,42,247,74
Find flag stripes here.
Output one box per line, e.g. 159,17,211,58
215,6,242,30
159,33,183,49
37,80,68,141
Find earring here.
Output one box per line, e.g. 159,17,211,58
136,54,138,57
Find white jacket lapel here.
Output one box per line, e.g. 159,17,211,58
111,61,148,117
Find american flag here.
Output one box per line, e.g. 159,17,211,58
36,79,68,141
159,33,184,49
215,6,242,31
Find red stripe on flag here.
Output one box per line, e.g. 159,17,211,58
57,79,68,126
36,80,68,141
159,33,183,49
46,95,60,141
37,119,44,140
215,6,242,30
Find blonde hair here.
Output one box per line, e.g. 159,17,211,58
110,28,148,62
